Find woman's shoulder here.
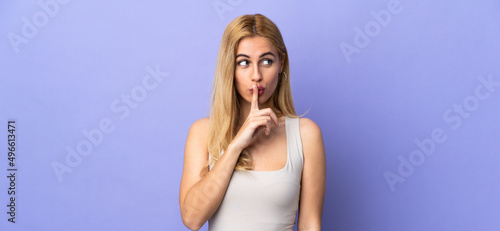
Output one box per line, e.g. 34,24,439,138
187,117,210,141
297,117,325,161
298,117,322,136
297,117,324,151
190,117,210,129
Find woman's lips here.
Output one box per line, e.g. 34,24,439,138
249,86,265,95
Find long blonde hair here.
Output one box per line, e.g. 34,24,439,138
207,14,298,172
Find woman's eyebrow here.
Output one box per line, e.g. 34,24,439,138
235,52,276,59
259,52,275,58
235,54,250,59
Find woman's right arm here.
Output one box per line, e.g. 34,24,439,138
179,85,279,230
179,118,242,230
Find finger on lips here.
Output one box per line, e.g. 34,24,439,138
251,85,259,111
251,85,280,128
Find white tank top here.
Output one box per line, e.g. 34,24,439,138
208,117,304,231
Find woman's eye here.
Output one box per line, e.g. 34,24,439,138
262,59,273,65
238,60,248,66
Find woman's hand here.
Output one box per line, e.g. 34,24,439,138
231,85,280,151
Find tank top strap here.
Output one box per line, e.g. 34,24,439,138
284,116,304,175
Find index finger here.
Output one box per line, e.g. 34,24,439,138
251,85,259,111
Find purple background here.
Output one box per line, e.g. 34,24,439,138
1,0,499,230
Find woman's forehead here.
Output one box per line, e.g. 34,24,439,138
237,36,277,57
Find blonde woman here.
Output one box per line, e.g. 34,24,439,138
179,14,326,231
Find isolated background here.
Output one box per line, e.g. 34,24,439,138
1,0,499,230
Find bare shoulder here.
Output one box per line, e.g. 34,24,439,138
298,117,325,160
185,117,210,156
180,117,211,206
297,117,326,227
189,117,210,134
299,117,323,139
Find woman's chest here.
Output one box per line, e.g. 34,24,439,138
246,128,287,171
224,170,301,212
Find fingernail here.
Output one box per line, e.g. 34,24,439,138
253,85,256,89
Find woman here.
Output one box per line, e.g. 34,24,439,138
179,14,326,231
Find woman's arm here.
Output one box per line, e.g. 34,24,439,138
297,118,326,231
179,85,280,230
179,118,242,230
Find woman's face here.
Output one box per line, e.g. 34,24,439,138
234,36,284,107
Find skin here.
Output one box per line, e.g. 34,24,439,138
234,36,282,132
179,36,326,231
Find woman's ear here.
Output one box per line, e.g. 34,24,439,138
280,53,286,72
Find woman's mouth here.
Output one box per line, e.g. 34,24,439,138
250,86,265,95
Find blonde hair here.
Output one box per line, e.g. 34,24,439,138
207,14,298,172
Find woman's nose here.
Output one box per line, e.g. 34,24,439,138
251,64,262,82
